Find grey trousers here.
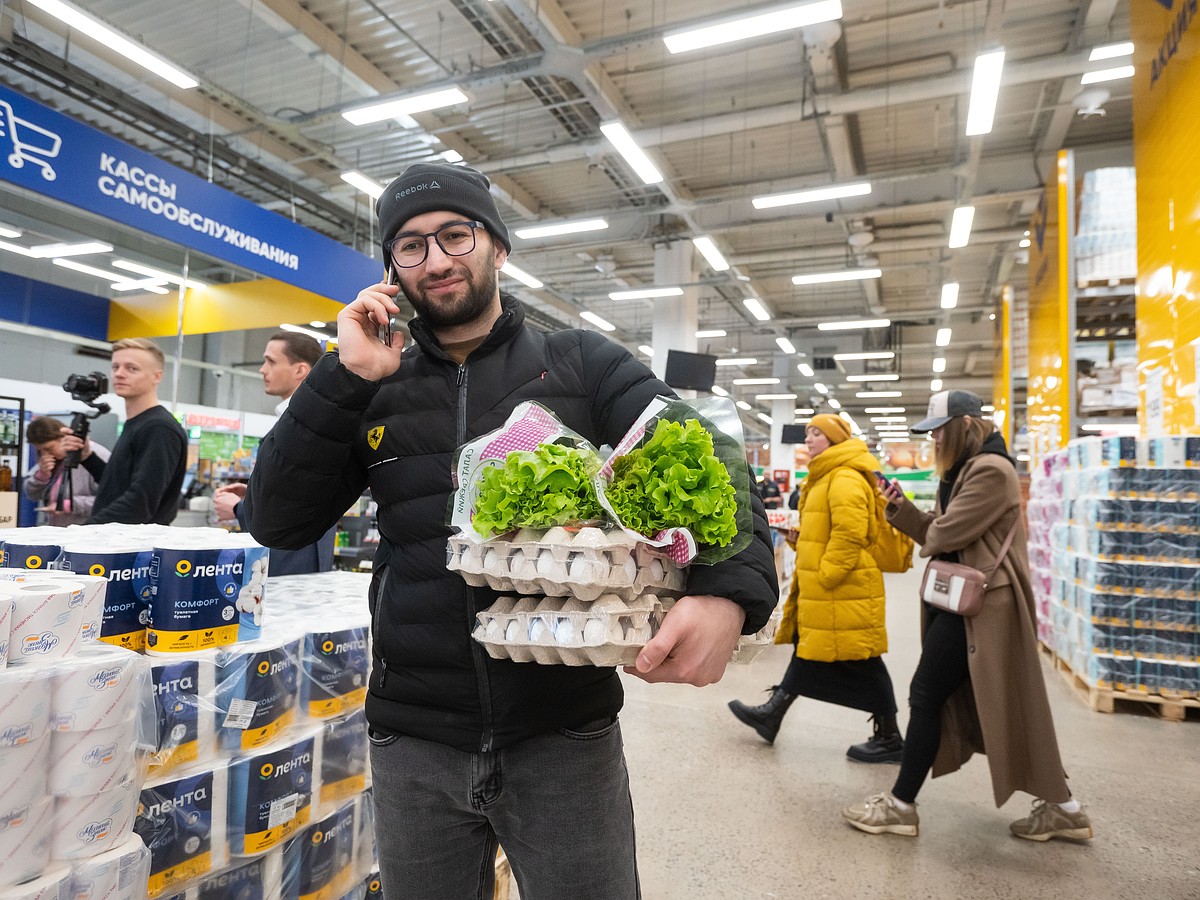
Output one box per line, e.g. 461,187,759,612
369,718,640,900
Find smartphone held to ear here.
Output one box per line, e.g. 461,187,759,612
381,268,411,348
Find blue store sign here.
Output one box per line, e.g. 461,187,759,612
0,85,378,300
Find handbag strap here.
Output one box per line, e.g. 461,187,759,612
982,512,1021,584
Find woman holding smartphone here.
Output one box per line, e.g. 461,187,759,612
727,413,904,763
843,390,1092,842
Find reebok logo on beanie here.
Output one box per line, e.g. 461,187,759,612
376,163,511,258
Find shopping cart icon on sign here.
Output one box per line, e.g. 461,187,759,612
0,100,62,181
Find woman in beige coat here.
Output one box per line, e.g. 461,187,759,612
842,390,1093,842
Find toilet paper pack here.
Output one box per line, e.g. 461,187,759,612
0,731,50,812
193,849,283,900
0,595,11,670
0,533,63,571
363,868,383,899
0,797,54,886
149,654,218,776
50,643,151,733
299,623,369,720
57,544,150,651
227,726,322,856
0,864,71,899
0,569,108,649
281,796,372,900
68,834,151,900
215,638,300,753
49,718,142,796
5,581,86,664
318,711,368,816
0,665,53,748
134,763,229,898
51,776,141,861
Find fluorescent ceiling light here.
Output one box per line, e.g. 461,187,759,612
1081,65,1135,85
109,279,168,295
876,425,909,431
280,323,332,342
440,150,464,163
936,328,952,347
340,171,384,199
791,267,881,286
756,393,798,400
52,258,132,281
716,357,757,366
515,219,609,240
696,329,727,338
965,48,1005,136
846,374,899,382
756,413,774,425
310,321,326,328
1019,238,1031,248
0,225,21,239
930,378,943,391
948,206,975,249
1089,42,1134,62
608,286,683,300
871,417,908,423
28,241,112,258
343,87,468,125
0,240,39,257
932,357,946,373
500,261,543,289
743,297,772,321
797,362,815,377
775,336,796,354
711,385,730,397
864,407,906,414
794,408,815,415
600,122,663,185
638,345,654,357
754,180,870,210
834,351,895,361
112,260,207,290
827,398,842,410
982,405,995,412
663,0,844,54
26,0,198,88
814,383,829,394
881,436,912,443
736,401,752,411
940,283,960,309
856,390,902,398
580,311,616,332
734,378,781,386
692,237,730,271
817,318,890,331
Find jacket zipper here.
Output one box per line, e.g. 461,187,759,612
457,361,496,753
373,566,391,689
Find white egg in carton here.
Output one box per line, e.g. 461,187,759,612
472,593,666,667
447,526,687,602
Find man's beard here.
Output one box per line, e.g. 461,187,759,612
403,262,498,329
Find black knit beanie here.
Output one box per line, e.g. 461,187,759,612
376,162,511,257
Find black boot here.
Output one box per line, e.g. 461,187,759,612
846,713,904,763
728,686,797,744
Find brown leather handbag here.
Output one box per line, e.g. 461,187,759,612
919,516,1020,616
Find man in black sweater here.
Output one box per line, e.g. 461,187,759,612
62,338,187,525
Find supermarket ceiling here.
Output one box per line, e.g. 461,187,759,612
0,0,1134,441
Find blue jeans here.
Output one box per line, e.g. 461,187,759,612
369,718,640,900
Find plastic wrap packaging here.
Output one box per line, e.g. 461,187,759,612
50,643,151,733
215,637,300,753
281,794,374,900
363,869,383,899
299,619,369,721
0,864,71,899
0,595,9,671
0,664,53,750
447,528,686,602
69,834,151,900
317,711,368,817
0,529,65,571
226,725,322,857
134,762,229,899
0,568,108,651
51,775,141,861
175,849,284,900
0,798,54,886
147,536,269,655
0,580,86,665
57,541,153,652
0,731,49,812
148,654,219,776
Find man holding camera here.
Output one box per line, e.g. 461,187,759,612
62,338,188,525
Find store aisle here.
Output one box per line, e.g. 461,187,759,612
616,565,1200,900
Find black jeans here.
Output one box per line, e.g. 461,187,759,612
891,606,970,803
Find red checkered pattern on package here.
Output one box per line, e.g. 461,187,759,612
481,405,562,461
600,423,649,478
655,529,697,566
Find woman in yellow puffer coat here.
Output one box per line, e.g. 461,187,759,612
728,414,903,763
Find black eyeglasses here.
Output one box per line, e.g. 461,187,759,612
385,221,482,268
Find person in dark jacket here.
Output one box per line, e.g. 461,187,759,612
245,162,778,900
61,338,187,525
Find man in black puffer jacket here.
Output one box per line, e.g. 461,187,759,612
246,162,777,900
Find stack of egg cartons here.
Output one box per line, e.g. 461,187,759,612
1031,435,1200,697
136,570,377,900
0,564,153,900
1074,167,1137,286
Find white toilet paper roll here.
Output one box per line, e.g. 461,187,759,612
135,763,229,898
0,594,12,671
49,719,140,795
51,776,140,861
149,653,218,776
0,665,53,748
51,643,149,732
7,581,86,664
0,864,71,899
0,797,54,886
67,834,150,900
0,731,50,812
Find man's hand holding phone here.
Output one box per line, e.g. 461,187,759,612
337,269,406,382
874,470,904,505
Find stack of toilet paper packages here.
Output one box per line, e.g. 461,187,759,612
449,527,776,665
0,640,156,897
0,524,269,655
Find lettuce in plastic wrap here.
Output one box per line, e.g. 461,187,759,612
471,441,605,537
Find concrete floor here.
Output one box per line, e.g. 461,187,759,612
610,564,1200,900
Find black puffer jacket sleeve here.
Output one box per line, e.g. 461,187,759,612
245,352,374,550
578,332,779,634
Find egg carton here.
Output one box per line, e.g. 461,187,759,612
447,526,687,602
472,594,666,667
730,606,782,664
